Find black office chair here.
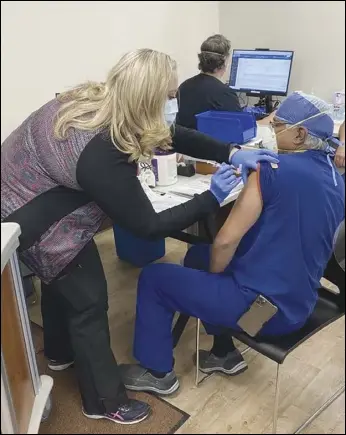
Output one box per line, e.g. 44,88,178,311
195,225,345,434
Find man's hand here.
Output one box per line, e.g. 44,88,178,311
335,145,345,168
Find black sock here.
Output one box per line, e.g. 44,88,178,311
148,369,168,379
211,334,236,358
147,358,174,379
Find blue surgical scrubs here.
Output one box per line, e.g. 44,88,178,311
134,151,345,373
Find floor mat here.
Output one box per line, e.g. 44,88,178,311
31,323,189,434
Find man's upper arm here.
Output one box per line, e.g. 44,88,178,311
215,162,279,245
215,172,263,246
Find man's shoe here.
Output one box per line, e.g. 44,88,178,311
197,349,248,375
119,364,179,396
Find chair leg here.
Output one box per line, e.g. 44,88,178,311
272,363,281,434
294,384,345,434
172,314,190,349
241,346,251,356
195,318,201,387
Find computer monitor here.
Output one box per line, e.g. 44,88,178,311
229,49,294,97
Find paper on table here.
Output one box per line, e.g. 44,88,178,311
168,177,211,197
223,181,244,203
141,180,189,212
168,175,243,199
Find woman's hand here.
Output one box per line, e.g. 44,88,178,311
230,149,279,183
210,164,242,204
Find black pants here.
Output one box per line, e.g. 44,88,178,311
41,240,128,414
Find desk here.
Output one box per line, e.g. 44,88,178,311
1,223,53,434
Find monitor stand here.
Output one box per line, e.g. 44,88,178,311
253,95,274,114
264,95,274,113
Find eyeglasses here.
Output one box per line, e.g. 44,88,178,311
270,120,287,129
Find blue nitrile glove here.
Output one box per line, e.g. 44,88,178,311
230,149,279,183
210,163,242,204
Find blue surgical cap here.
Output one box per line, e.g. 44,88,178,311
276,92,334,141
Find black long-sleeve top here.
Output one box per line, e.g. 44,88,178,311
176,74,242,129
76,125,233,239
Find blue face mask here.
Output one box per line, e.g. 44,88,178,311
164,98,178,126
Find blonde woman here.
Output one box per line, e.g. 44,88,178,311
1,49,277,425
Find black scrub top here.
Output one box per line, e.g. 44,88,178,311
176,74,242,130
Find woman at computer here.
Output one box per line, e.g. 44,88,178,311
176,34,242,130
176,35,281,131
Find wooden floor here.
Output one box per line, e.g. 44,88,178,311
30,229,345,434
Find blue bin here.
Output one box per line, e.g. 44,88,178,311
113,225,165,268
195,111,257,144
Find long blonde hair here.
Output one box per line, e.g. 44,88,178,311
54,49,177,161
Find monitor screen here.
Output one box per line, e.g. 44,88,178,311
229,49,294,96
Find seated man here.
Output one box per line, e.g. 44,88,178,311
121,92,345,395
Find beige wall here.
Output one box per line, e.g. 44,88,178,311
1,1,218,141
220,1,345,101
2,1,344,141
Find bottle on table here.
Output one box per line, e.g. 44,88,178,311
333,90,345,121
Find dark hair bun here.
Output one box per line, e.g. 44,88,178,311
198,34,231,74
